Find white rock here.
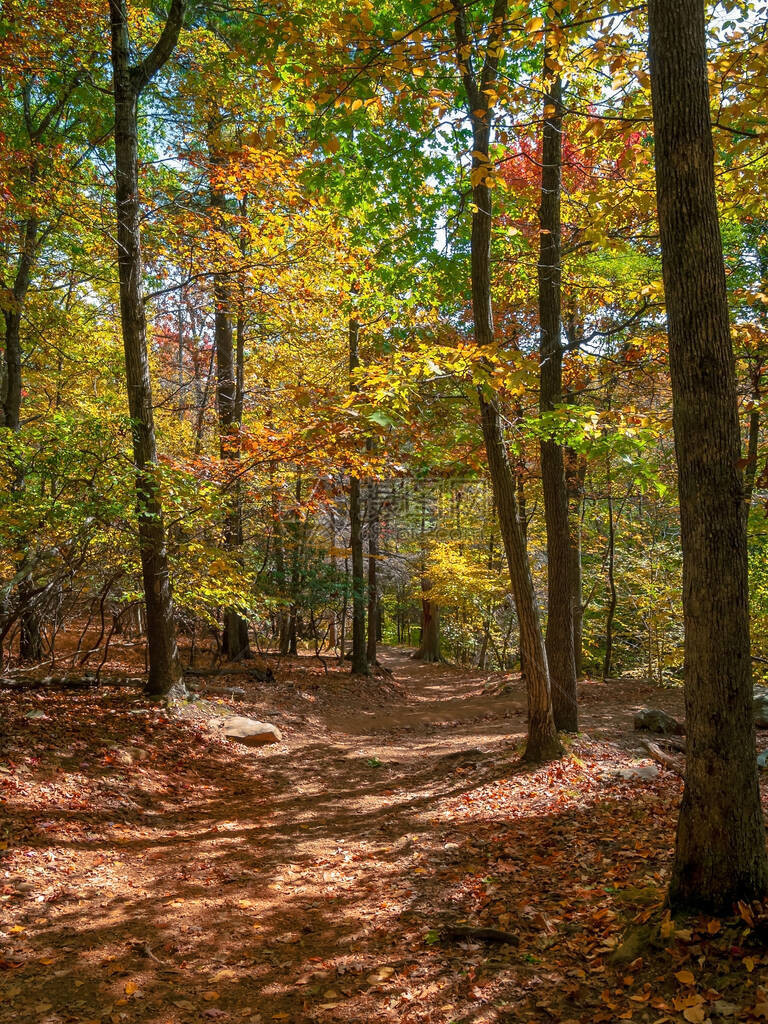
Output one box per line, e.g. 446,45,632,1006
215,716,282,747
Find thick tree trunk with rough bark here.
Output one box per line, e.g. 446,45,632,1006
109,0,186,698
348,318,368,675
452,0,560,762
649,0,768,911
538,62,577,731
412,577,442,663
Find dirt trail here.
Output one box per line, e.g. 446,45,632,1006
0,649,691,1024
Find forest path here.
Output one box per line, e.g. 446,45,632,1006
0,648,689,1024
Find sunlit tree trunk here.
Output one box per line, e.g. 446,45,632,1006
109,0,186,697
538,48,577,730
565,448,586,677
452,0,560,762
348,317,369,674
208,112,250,660
367,474,379,666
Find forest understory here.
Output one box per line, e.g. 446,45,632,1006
2,647,767,1024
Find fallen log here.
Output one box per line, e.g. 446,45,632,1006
640,739,685,778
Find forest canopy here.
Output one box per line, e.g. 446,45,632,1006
3,0,768,966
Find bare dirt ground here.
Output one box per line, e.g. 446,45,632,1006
1,648,766,1024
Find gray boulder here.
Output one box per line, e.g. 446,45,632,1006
755,692,768,729
607,764,660,782
216,715,282,747
633,708,684,735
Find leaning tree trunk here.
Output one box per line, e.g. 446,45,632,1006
649,0,768,911
208,113,250,660
348,317,369,675
109,0,186,698
538,56,577,731
452,0,560,762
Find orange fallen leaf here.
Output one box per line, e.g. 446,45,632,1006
683,1006,706,1024
675,970,695,986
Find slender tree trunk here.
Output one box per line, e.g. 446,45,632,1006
367,474,379,666
3,216,45,659
538,52,577,729
288,471,302,657
565,449,586,677
744,368,761,514
603,479,616,680
2,215,37,431
649,0,768,911
348,317,368,674
109,0,186,697
452,0,560,762
208,113,250,660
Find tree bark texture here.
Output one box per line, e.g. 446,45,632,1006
109,0,186,697
565,449,586,677
649,0,768,911
349,317,369,675
367,475,379,666
412,577,442,663
452,0,560,762
209,115,250,660
537,58,577,731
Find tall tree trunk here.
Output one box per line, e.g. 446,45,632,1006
288,470,303,657
367,474,379,666
208,113,250,661
271,481,291,656
2,214,37,431
538,52,577,730
452,0,560,762
109,0,186,698
348,317,368,674
603,476,616,680
649,0,768,911
565,449,586,677
744,367,761,514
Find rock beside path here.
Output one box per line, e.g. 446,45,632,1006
754,690,768,728
213,715,282,747
601,764,660,782
633,708,684,736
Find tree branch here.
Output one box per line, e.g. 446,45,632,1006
131,0,187,94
